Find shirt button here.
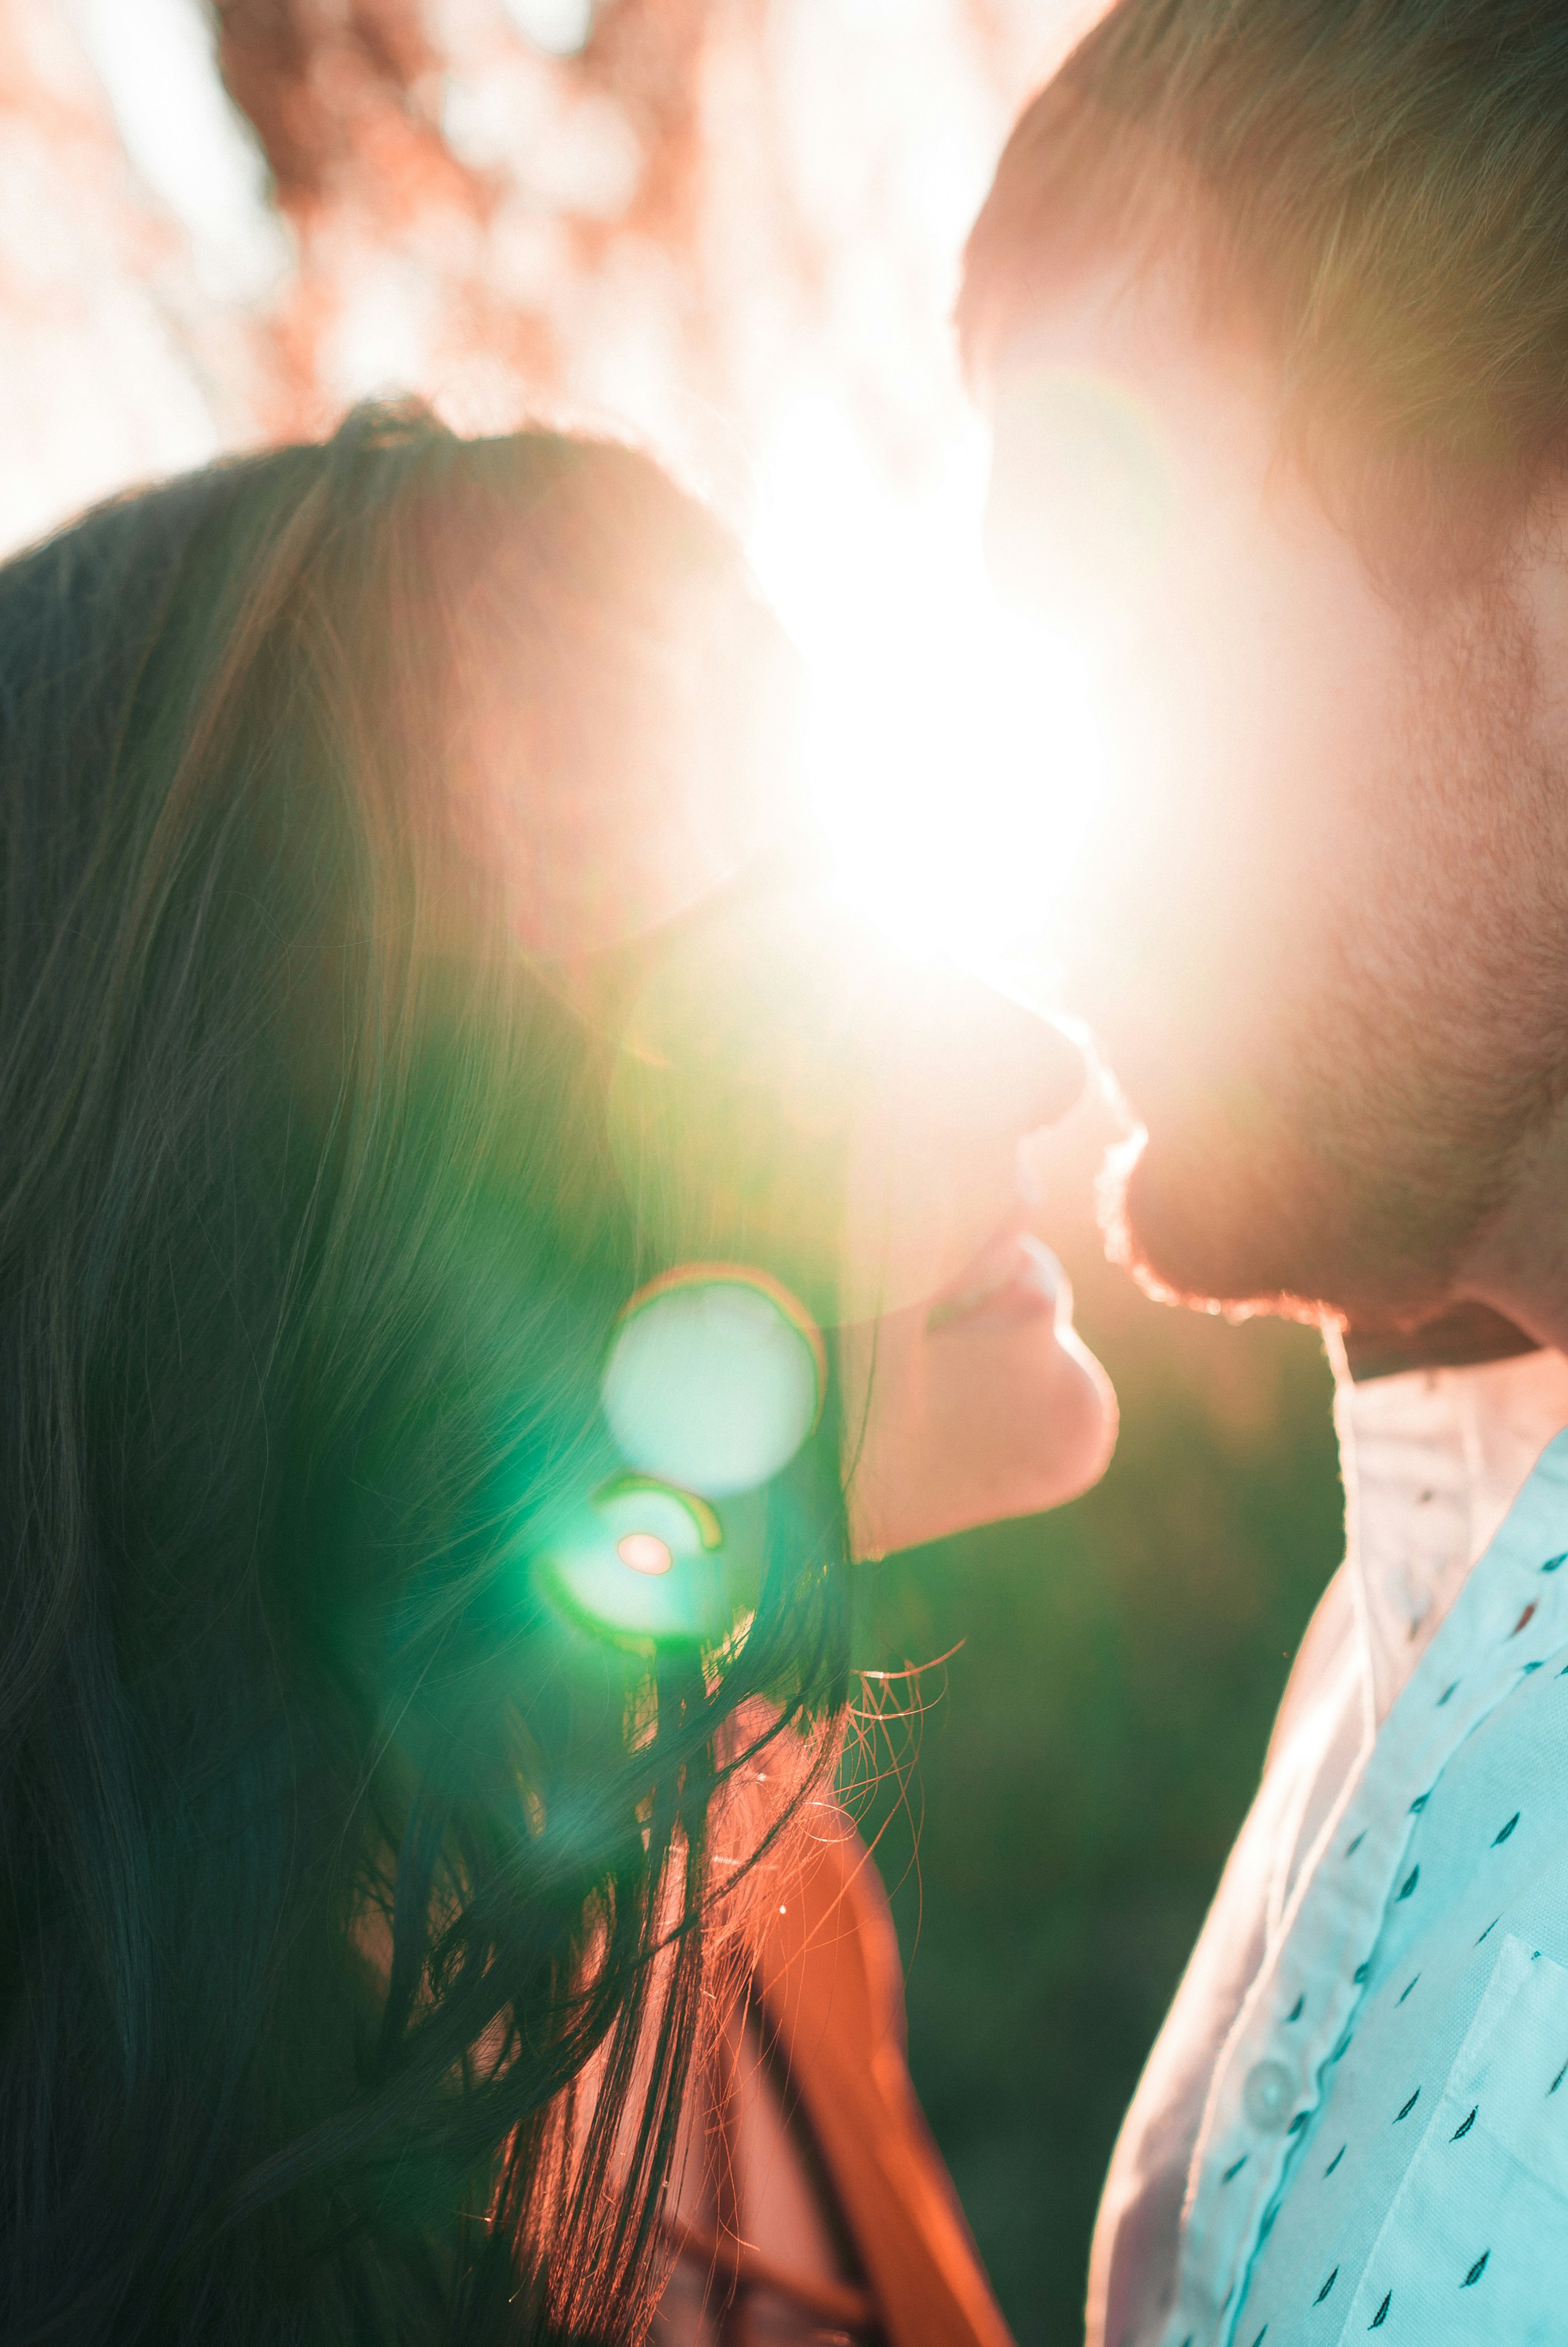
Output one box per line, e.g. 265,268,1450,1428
1244,2060,1295,2132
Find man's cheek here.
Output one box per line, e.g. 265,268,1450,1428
1076,892,1304,1114
1084,714,1306,987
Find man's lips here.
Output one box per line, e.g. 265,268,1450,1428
924,1229,1068,1334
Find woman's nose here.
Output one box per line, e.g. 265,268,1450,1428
838,972,1087,1321
923,965,1086,1136
603,882,1087,1326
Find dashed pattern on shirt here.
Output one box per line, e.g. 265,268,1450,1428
1155,1429,1568,2347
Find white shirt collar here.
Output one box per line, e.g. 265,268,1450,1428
1335,1340,1568,1720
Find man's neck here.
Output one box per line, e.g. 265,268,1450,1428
1339,1300,1542,1383
1456,1098,1568,1354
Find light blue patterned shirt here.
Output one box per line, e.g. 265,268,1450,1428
1088,1343,1568,2346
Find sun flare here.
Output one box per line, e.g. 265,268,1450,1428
748,390,1116,1004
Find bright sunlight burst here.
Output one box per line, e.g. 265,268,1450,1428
748,386,1114,1000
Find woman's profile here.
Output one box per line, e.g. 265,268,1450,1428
0,403,1114,2345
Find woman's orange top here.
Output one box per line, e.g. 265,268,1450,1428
655,1807,1016,2347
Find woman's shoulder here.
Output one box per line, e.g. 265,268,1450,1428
754,1806,1016,2347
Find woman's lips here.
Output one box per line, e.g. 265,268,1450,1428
925,1229,1068,1334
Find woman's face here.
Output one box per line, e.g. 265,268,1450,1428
835,1001,1117,1559
558,898,1117,1563
545,890,1117,1563
465,511,1117,1563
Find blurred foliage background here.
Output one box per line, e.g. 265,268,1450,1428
0,2,1348,2336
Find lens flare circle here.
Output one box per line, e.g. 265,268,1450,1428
616,1530,674,1575
601,1267,823,1495
535,1475,750,1647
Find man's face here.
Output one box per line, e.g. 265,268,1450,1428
985,261,1568,1329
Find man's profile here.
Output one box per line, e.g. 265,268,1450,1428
964,4,1568,2341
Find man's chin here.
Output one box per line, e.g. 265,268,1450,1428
1102,1123,1464,1332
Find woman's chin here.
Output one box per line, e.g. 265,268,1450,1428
1046,1323,1119,1503
846,1309,1118,1560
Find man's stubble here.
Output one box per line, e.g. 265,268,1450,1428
1098,578,1568,1332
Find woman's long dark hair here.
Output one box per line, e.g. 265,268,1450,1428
0,405,851,2345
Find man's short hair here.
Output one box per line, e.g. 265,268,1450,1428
961,1,1568,584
